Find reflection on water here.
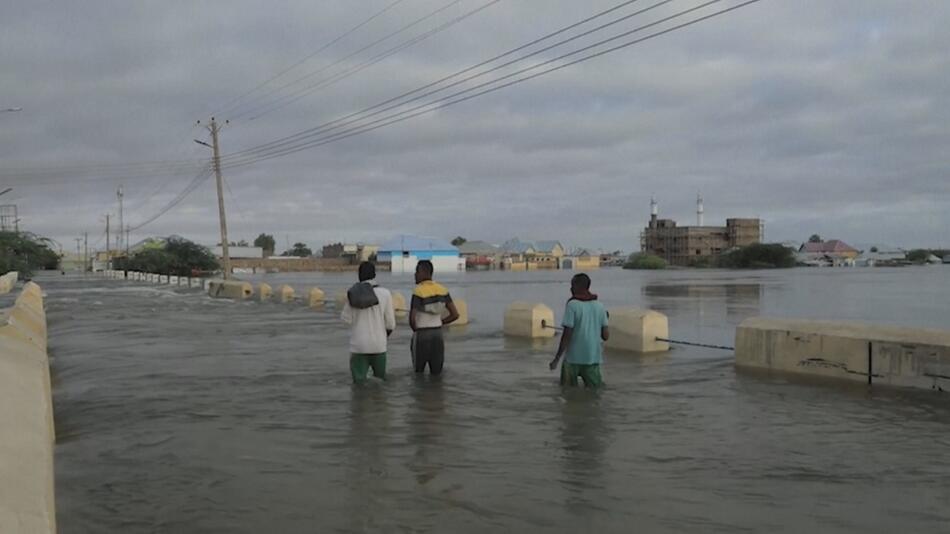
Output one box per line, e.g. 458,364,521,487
557,390,609,513
643,282,763,321
46,268,950,533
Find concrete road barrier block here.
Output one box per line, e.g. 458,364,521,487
158,275,169,284
190,278,203,289
207,280,253,300
309,287,326,308
335,289,347,309
169,275,179,285
447,298,468,326
0,271,18,294
258,283,272,301
277,285,295,303
736,317,950,390
503,302,555,339
392,291,407,322
604,308,669,353
0,282,56,534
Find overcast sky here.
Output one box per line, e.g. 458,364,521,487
1,0,947,253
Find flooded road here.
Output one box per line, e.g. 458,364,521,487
46,267,950,533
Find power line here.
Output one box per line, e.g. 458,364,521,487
239,0,502,122
211,0,410,118
128,166,213,232
225,0,653,158
224,0,673,162
218,0,760,170
228,0,470,120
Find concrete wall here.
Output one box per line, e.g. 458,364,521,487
0,282,56,533
736,317,950,390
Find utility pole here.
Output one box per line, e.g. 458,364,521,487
197,117,231,279
105,214,110,260
117,186,124,252
83,232,88,273
74,238,81,271
125,225,131,259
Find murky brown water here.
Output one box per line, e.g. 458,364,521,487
45,267,950,533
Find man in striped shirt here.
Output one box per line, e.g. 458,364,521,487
409,260,459,375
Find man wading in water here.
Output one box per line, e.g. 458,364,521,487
409,260,459,375
341,262,396,384
549,273,610,388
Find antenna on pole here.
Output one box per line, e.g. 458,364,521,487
696,192,704,226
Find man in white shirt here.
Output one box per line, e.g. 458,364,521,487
341,262,396,384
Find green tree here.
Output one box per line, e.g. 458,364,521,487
623,253,667,270
905,249,930,264
870,246,878,253
117,237,218,276
254,233,276,256
808,234,822,243
451,236,467,247
718,243,796,269
282,242,312,257
0,231,60,276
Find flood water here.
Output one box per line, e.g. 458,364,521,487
45,267,950,533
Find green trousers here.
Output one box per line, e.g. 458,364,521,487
560,362,604,388
350,353,387,384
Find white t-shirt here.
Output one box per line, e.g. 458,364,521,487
340,281,396,354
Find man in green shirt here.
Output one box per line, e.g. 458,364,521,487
549,273,609,388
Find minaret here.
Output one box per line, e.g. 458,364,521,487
696,192,704,226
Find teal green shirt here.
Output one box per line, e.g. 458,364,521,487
562,299,609,365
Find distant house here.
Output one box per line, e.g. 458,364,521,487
377,235,461,274
341,243,378,265
798,240,860,267
561,248,601,270
855,249,906,267
458,240,501,270
501,238,563,270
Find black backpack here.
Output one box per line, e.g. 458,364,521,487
347,282,380,309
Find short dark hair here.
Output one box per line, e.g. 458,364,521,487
571,273,591,290
416,260,434,275
358,261,376,282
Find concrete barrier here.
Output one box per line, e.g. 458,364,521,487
736,317,950,390
0,282,56,533
0,271,18,294
447,298,469,326
207,280,253,300
392,291,408,322
277,284,295,303
190,277,203,289
308,287,326,308
158,275,169,284
335,289,347,309
503,302,555,339
169,275,179,285
258,283,272,301
604,308,669,353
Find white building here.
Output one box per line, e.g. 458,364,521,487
377,235,462,274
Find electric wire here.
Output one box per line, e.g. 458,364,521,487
211,0,410,118
217,0,760,170
223,0,674,161
228,0,469,120
240,0,502,122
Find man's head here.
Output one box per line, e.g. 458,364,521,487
415,260,434,283
358,261,376,282
571,273,591,294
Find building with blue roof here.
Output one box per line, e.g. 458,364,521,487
377,235,462,274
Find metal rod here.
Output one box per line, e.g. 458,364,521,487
655,337,734,351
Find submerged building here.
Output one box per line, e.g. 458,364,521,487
640,195,762,266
